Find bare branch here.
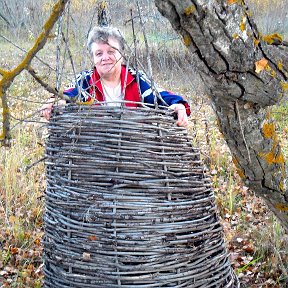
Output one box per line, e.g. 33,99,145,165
25,157,47,172
136,1,154,101
56,15,65,91
60,31,79,91
7,0,69,82
136,1,167,107
97,1,110,27
130,9,142,99
26,66,63,98
0,34,56,72
0,68,7,76
0,12,10,26
0,86,9,144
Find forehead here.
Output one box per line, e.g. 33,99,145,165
91,37,121,52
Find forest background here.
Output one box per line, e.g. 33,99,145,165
0,0,287,287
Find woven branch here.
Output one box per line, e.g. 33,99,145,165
44,104,239,287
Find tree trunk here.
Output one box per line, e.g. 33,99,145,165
155,0,288,231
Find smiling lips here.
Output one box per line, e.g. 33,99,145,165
101,63,114,69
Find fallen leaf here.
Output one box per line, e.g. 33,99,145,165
243,244,254,254
34,238,41,246
88,235,97,241
11,247,19,255
255,58,268,73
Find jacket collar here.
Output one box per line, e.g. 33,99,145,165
92,65,135,96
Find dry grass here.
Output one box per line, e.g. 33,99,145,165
0,124,45,287
0,88,287,286
1,0,288,284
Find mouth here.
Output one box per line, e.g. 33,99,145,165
103,63,114,70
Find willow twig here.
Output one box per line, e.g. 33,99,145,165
43,105,239,287
26,66,62,97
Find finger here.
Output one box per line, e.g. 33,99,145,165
46,111,51,120
177,120,188,127
43,108,51,120
177,110,186,121
176,113,188,127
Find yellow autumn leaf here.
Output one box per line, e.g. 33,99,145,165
262,33,283,45
253,38,260,47
233,33,239,39
240,22,246,32
277,62,283,71
274,203,288,212
255,58,268,73
280,81,288,91
184,5,196,16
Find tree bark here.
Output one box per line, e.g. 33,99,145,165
155,0,288,231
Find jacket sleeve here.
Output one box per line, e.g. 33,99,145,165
138,72,191,116
63,70,93,102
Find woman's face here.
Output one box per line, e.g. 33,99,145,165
91,37,123,80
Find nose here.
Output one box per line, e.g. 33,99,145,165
101,51,110,61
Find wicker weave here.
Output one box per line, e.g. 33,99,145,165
44,104,239,287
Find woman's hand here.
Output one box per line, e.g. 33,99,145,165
169,104,189,127
41,98,66,120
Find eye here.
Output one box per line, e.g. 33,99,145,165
108,50,116,55
95,52,102,57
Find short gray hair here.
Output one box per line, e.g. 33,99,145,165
87,26,125,55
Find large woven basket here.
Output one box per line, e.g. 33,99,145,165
44,104,239,287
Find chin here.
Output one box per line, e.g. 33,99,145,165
99,68,114,77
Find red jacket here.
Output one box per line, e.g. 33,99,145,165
64,65,190,115
90,66,140,107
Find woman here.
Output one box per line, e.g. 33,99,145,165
42,26,190,126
